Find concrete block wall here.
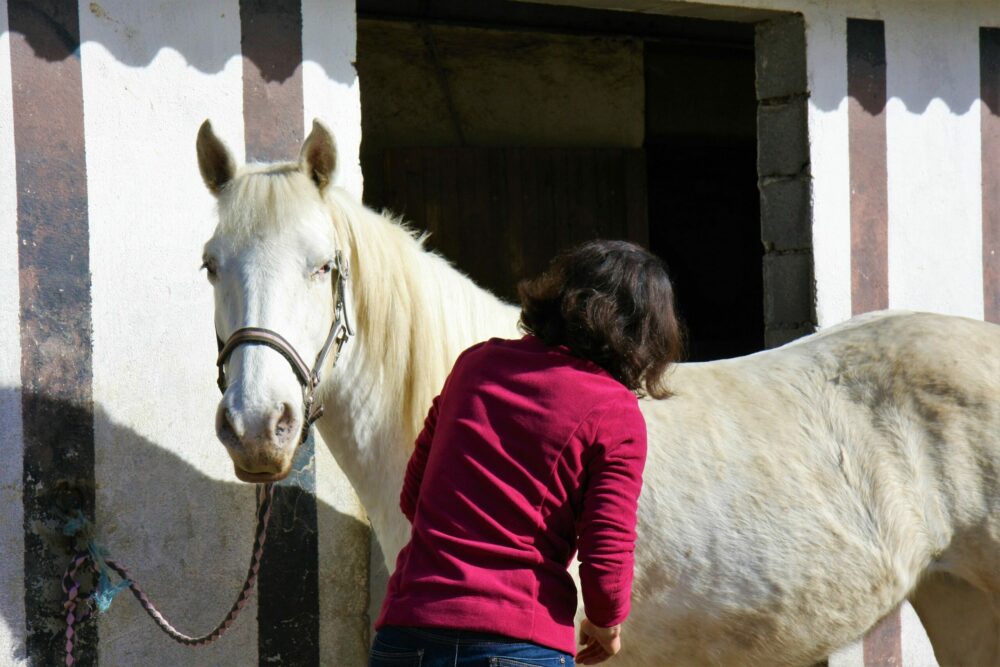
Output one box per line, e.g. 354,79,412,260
756,13,816,348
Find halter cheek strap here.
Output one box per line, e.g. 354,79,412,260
215,250,353,442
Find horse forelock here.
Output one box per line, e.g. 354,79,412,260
213,163,328,243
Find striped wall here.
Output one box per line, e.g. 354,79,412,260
10,1,96,663
0,0,365,665
803,1,1000,330
3,0,1000,665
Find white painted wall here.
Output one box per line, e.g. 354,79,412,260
885,9,984,318
304,0,364,200
801,8,853,328
80,1,255,664
0,0,26,663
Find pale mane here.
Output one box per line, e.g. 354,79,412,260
324,187,517,440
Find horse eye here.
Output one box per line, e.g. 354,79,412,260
313,260,334,278
201,259,218,279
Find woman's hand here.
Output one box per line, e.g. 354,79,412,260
576,618,622,665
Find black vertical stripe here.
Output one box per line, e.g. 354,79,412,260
239,1,320,664
8,0,96,664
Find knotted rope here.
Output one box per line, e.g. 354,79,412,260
62,483,274,665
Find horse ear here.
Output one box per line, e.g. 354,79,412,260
196,120,236,196
299,119,337,193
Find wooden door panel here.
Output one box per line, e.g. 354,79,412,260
382,147,647,301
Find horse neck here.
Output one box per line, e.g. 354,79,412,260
316,191,520,564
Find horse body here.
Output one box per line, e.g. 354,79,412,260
629,312,1000,665
196,120,1000,666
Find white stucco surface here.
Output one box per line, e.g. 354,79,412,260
0,0,26,663
80,1,256,664
304,0,364,200
803,8,852,327
885,11,984,317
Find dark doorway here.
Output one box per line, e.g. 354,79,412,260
357,0,763,361
644,40,762,360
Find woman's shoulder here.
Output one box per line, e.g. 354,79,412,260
466,336,609,376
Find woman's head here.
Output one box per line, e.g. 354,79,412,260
517,240,683,398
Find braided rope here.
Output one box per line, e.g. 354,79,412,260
63,483,274,664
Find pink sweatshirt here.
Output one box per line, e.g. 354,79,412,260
376,335,648,654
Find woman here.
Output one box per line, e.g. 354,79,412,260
371,240,683,666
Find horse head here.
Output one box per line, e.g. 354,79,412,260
196,119,348,483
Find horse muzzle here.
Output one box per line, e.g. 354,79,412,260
216,401,300,483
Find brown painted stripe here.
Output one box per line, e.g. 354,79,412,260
863,607,902,667
849,23,900,664
241,0,304,163
847,18,889,315
981,27,1000,324
8,0,96,663
239,1,319,664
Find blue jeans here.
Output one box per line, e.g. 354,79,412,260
369,626,575,667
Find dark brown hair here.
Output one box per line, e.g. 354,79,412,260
517,240,683,399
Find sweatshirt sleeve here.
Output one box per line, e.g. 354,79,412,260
577,401,648,627
399,393,441,523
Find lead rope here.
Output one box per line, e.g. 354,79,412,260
62,482,274,665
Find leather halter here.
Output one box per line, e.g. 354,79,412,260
215,250,354,443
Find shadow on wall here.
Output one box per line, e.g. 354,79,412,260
4,0,357,85
6,1,991,115
1,389,370,665
794,8,987,115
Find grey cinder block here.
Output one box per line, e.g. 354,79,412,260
755,14,808,101
760,176,812,251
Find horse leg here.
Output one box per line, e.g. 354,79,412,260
909,571,1000,666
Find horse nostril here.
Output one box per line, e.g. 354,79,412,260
271,402,296,441
216,406,240,446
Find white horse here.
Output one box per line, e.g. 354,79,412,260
196,119,1000,666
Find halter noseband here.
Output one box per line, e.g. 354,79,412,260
215,250,354,442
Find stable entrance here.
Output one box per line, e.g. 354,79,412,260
357,0,773,361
